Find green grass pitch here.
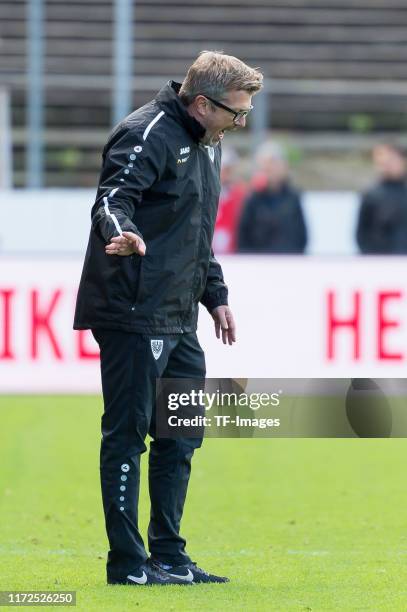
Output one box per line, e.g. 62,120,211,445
1,395,407,611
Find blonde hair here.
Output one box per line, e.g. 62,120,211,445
179,50,263,104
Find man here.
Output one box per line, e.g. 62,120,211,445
237,141,307,253
356,143,407,253
74,51,263,586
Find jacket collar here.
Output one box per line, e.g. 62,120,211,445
155,80,206,143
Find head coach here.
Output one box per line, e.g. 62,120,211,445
74,50,263,586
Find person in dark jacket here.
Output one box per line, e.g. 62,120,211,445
74,51,263,586
237,142,307,253
356,143,407,254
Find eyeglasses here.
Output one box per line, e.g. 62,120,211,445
201,94,253,125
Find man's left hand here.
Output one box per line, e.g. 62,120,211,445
211,305,236,345
105,231,146,256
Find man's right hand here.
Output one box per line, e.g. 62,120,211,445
105,231,146,256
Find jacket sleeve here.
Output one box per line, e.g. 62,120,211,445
356,192,375,253
291,192,308,253
91,125,166,243
200,250,229,312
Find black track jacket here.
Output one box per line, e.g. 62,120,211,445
74,81,228,334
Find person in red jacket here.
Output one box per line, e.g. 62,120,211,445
213,147,247,254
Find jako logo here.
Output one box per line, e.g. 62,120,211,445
180,146,190,155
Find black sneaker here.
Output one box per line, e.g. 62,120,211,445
107,558,192,586
152,559,229,584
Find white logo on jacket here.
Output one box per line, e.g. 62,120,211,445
151,339,164,360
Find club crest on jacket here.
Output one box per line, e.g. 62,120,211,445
151,339,163,360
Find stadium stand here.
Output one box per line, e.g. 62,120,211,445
1,0,407,186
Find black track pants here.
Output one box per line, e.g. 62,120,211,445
91,329,206,581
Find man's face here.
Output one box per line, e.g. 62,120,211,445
258,155,288,189
373,145,406,180
198,90,253,147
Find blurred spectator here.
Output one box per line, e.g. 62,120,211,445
213,147,247,254
237,142,307,253
356,143,407,254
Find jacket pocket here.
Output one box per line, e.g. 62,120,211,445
131,254,144,305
